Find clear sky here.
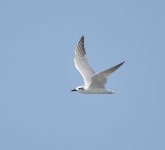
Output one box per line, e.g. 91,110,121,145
0,0,164,150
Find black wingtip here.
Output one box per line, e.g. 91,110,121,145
79,35,84,43
117,61,125,68
121,61,126,65
75,35,86,57
81,35,84,40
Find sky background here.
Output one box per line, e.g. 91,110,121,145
0,0,165,150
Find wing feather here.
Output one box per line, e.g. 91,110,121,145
74,36,95,86
90,61,125,88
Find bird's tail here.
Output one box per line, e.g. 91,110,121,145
107,90,115,94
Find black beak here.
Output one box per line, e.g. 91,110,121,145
71,89,77,92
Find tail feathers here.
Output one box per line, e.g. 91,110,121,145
107,90,115,94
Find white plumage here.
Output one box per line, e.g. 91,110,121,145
72,36,125,94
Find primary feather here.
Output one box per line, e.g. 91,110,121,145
74,36,95,86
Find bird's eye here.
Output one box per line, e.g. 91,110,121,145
78,87,84,90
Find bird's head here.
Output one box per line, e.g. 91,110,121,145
71,86,85,92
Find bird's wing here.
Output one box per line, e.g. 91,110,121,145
90,61,125,88
74,36,95,86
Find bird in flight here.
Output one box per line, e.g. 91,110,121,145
71,36,125,94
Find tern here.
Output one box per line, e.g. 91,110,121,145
71,36,125,94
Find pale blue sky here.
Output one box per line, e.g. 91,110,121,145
0,0,165,150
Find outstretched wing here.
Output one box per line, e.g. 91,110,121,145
74,36,95,86
90,61,125,88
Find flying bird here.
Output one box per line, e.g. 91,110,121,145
71,36,125,94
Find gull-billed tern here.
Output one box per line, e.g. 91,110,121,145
71,36,125,94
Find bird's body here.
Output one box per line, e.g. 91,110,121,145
71,36,125,94
73,86,114,94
